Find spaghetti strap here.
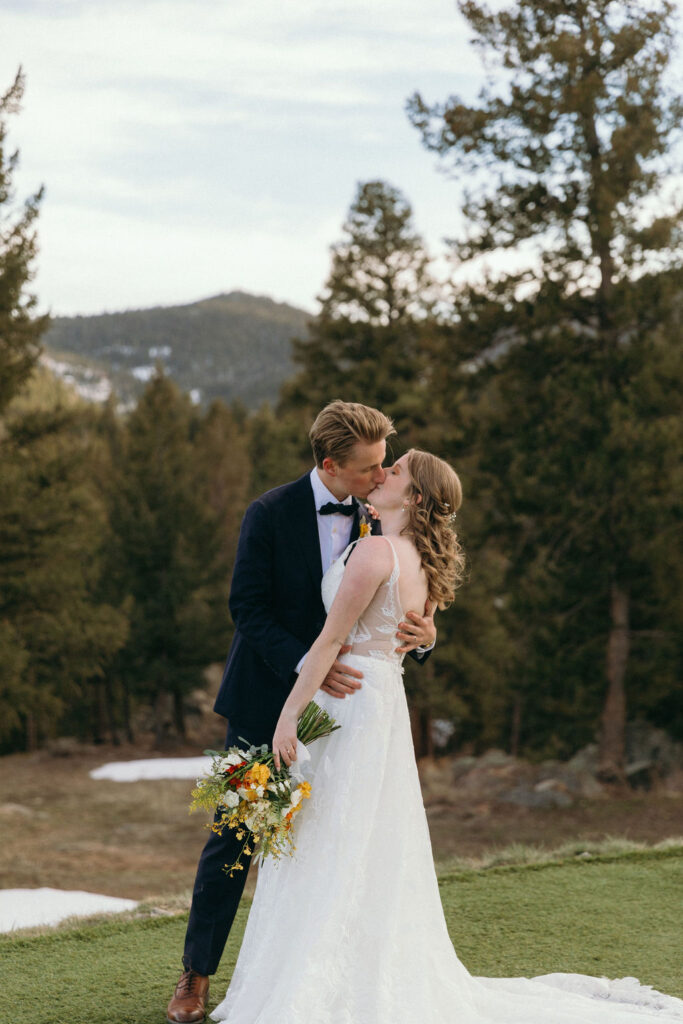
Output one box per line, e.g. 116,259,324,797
343,539,360,566
378,534,400,573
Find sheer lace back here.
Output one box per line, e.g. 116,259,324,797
321,536,405,666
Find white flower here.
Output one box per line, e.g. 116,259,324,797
221,790,239,808
221,751,246,769
245,802,269,832
237,786,249,800
290,787,303,807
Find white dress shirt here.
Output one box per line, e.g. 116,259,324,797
309,467,356,574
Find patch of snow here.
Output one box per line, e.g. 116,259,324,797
42,354,75,377
131,364,156,381
149,345,171,358
90,756,213,781
40,353,112,403
0,888,138,932
189,388,201,404
78,378,112,401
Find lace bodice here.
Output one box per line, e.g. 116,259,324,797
321,537,405,666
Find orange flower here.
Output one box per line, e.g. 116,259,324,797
244,763,270,787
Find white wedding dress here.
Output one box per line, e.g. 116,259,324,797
211,538,683,1024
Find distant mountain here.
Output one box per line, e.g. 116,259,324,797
42,291,311,408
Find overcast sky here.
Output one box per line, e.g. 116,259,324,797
2,0,682,318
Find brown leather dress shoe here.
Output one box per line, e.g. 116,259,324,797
167,970,210,1023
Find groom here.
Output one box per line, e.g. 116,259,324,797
167,400,436,1024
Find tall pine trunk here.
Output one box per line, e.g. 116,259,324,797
93,678,107,744
122,678,134,743
410,707,434,759
173,685,187,740
510,691,523,758
598,581,629,782
104,676,120,745
25,709,37,752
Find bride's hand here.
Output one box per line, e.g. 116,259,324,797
273,713,298,771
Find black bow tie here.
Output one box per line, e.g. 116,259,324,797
318,501,357,516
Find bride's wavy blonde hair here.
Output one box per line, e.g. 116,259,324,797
402,449,465,609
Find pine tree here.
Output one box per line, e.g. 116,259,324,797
408,0,683,772
108,372,229,744
281,180,441,446
0,69,48,414
191,400,251,568
280,181,476,755
0,74,125,749
0,401,128,750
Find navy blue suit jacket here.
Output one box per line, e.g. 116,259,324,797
214,472,430,741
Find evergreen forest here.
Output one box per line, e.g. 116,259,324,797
1,1,681,783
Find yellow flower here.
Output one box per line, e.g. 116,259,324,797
245,763,271,787
300,781,312,799
359,522,370,538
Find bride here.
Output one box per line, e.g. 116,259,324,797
211,449,683,1023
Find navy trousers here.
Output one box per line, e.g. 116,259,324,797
182,722,270,975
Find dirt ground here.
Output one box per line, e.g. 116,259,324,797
1,743,681,902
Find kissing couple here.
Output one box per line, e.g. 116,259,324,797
167,400,683,1024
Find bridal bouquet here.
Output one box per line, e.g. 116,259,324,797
190,701,339,875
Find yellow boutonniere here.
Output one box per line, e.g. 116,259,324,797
359,521,370,538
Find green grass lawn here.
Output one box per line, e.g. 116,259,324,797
3,848,681,1024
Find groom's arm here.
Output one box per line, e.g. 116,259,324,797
229,499,307,685
408,646,434,665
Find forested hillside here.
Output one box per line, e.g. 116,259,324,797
44,291,310,408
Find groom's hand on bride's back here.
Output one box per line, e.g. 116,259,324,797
395,601,436,654
320,645,363,699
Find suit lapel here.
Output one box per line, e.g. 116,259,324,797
351,501,382,540
287,474,323,587
349,499,362,542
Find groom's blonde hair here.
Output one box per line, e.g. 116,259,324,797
309,400,395,467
